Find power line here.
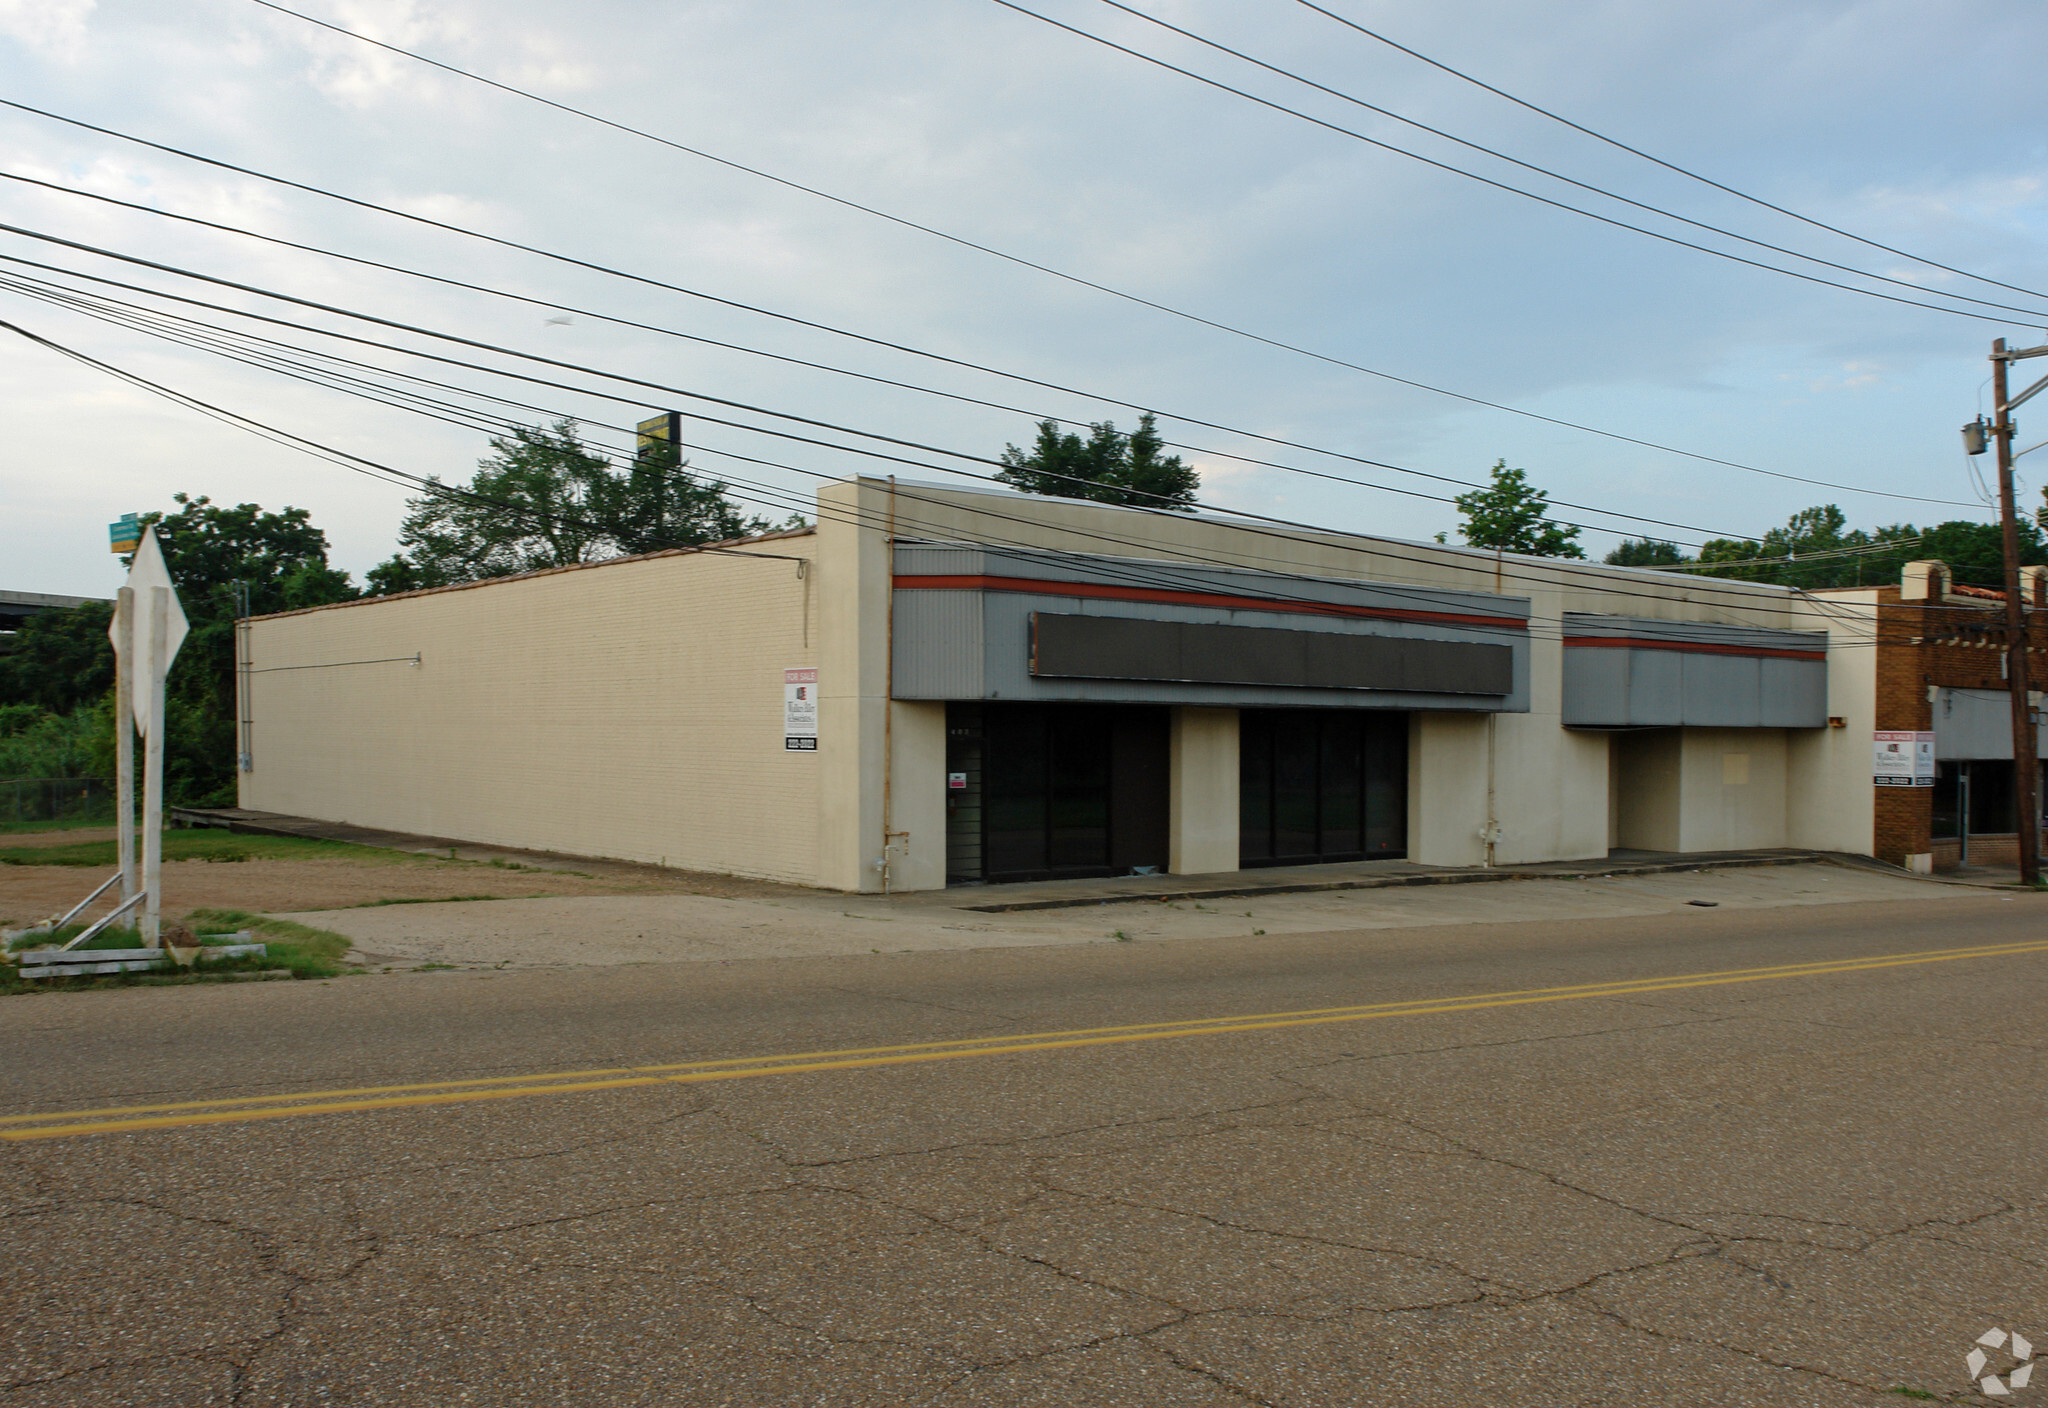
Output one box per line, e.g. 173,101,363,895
1097,0,2048,321
1,130,1966,549
987,0,2042,327
7,298,1907,629
0,231,1792,548
1093,0,2048,323
132,12,1969,507
6,170,1868,536
13,263,1938,603
1291,0,2048,306
2,241,1982,626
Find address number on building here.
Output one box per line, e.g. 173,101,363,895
1872,730,1934,787
784,667,818,751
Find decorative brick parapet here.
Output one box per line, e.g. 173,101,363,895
1864,583,2047,865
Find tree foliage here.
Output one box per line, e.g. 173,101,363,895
371,420,768,590
1604,504,2047,590
996,414,1199,510
1451,461,1585,558
0,600,116,715
1603,538,1686,567
0,493,357,804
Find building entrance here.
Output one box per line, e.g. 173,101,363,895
1239,709,1407,867
945,703,1169,884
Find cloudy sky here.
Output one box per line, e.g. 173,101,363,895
4,0,2046,597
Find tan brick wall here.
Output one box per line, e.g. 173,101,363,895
239,541,821,884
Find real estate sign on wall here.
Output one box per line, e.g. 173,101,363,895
784,667,818,751
1872,730,1934,787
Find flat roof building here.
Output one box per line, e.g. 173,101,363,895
238,477,1928,891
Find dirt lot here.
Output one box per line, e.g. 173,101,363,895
0,827,708,929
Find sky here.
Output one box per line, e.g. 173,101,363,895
2,0,2046,598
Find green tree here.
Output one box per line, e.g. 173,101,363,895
0,702,102,779
1683,505,2039,591
372,420,766,589
143,494,359,804
1604,538,1689,568
1451,461,1584,558
996,414,1199,510
0,494,358,804
1914,518,2047,588
0,600,116,714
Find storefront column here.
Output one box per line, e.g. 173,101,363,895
1169,706,1239,874
1408,712,1489,866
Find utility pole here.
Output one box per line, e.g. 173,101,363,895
1988,337,2048,885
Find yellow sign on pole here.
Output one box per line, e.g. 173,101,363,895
636,412,680,458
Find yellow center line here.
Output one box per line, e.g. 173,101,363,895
6,938,2044,1141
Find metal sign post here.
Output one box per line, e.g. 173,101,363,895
106,527,186,950
113,587,137,902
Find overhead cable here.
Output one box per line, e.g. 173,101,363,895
92,13,1970,507
0,234,1787,546
1291,0,2048,304
986,0,2040,327
8,305,1913,627
1091,0,2048,321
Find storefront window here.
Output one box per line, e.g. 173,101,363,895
1240,709,1407,866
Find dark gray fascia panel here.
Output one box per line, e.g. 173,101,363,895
1030,613,1513,696
1560,613,1827,729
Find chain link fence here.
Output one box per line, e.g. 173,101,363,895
1,778,115,827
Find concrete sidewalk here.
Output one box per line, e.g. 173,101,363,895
186,806,1936,910
287,861,1998,970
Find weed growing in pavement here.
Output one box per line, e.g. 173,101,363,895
413,962,458,972
1113,930,1133,942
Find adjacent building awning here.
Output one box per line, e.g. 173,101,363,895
1561,613,1828,728
1932,687,2047,759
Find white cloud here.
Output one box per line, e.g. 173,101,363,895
1,0,2043,593
0,0,94,63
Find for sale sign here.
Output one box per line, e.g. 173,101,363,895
784,667,818,751
1872,730,1934,787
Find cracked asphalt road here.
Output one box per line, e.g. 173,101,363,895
2,888,2044,1405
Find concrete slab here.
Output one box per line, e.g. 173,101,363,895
284,862,1976,969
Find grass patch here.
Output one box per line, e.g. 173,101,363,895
0,813,118,837
6,923,146,953
184,908,352,978
0,831,423,868
0,910,353,992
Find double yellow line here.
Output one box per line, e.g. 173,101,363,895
6,938,2044,1141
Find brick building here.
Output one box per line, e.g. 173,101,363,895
1812,561,2048,870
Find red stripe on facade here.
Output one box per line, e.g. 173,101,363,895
1563,636,1825,662
891,574,1529,631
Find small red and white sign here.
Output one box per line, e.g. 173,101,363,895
784,667,818,751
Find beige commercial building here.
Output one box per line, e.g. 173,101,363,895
241,477,1904,892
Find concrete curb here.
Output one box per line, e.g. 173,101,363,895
955,852,1848,913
